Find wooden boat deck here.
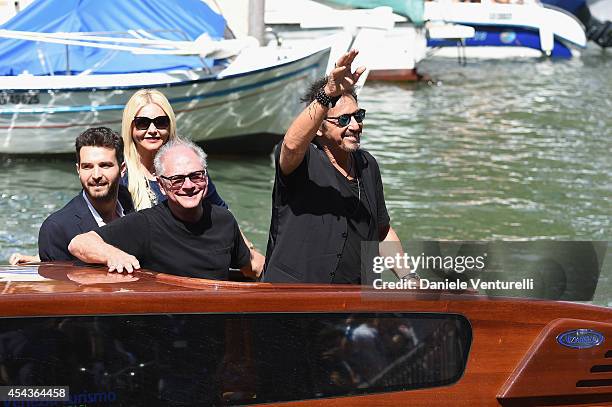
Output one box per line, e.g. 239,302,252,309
0,262,611,406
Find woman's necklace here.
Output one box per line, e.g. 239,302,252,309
143,163,158,206
145,178,158,206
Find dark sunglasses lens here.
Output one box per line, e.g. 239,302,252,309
355,109,366,122
133,117,151,130
133,116,169,130
153,116,170,129
335,110,366,126
337,114,351,126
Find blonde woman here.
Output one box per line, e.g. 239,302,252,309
120,89,226,210
120,89,264,276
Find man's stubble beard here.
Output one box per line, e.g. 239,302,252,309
341,140,360,153
84,179,120,203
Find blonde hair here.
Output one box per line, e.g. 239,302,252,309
121,89,177,210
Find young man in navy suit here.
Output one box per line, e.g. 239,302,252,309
10,127,133,263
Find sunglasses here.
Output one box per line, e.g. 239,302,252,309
160,169,208,190
325,109,366,127
133,115,170,130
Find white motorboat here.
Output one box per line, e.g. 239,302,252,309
264,0,428,81
541,0,612,48
424,0,587,59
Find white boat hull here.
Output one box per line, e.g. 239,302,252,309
428,45,581,59
265,0,427,81
269,25,427,81
0,47,330,154
424,1,587,58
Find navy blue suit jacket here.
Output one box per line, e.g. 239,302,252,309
38,186,134,261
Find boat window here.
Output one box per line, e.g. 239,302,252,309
0,313,471,405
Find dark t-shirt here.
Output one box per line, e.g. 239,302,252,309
96,201,250,280
265,143,391,284
332,171,376,284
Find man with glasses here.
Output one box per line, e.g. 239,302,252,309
69,139,254,280
263,50,412,284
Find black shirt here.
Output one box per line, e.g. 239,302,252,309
333,170,375,284
96,201,250,280
264,143,391,284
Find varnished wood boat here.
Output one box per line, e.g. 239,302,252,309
0,262,611,406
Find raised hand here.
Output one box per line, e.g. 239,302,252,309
324,49,366,97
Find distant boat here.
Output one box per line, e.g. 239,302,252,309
264,0,428,81
540,0,612,48
0,0,329,154
424,0,588,59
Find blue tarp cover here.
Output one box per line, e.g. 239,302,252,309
0,0,226,76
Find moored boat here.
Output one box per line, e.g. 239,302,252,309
264,0,428,81
424,0,588,59
541,0,612,48
0,0,329,155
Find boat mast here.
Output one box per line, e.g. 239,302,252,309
248,0,265,44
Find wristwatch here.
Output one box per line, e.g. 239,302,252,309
315,87,340,108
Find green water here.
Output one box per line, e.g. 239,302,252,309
1,50,610,304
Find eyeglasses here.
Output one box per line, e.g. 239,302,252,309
325,109,366,127
133,115,170,130
160,169,208,190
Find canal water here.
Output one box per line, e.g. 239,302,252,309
1,48,610,304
